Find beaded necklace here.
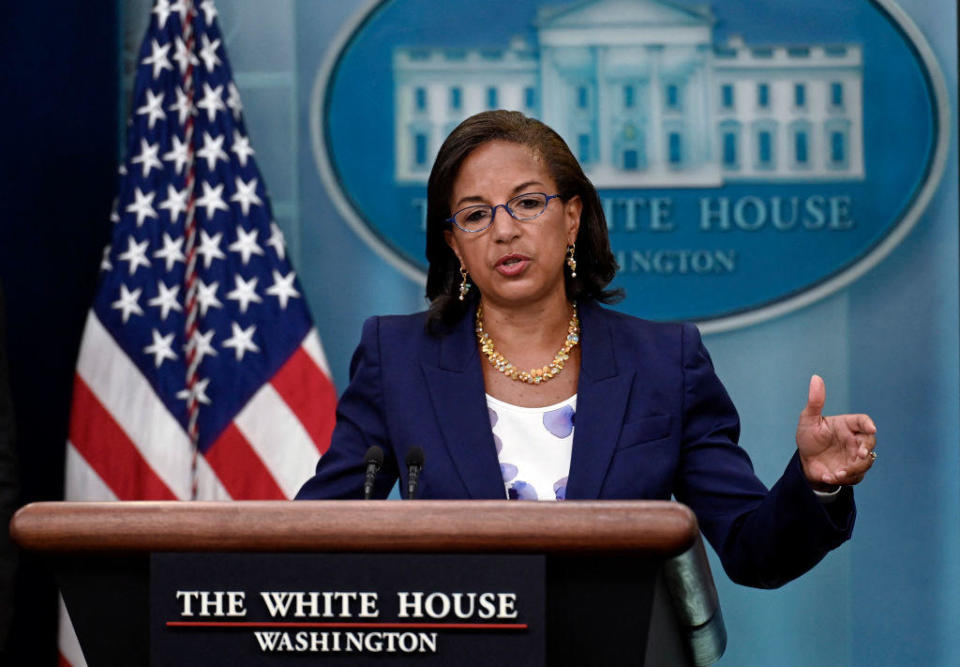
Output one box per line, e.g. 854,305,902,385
475,302,580,384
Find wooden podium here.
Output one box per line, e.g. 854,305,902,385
12,500,725,666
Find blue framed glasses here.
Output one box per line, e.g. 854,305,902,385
446,192,560,233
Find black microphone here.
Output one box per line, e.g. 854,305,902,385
405,446,424,500
362,445,384,500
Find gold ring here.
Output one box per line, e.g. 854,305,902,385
868,451,878,462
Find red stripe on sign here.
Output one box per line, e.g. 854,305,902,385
57,652,72,667
270,347,336,454
205,423,286,499
68,375,177,500
166,621,528,630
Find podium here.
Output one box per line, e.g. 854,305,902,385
12,500,725,666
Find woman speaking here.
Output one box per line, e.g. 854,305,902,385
297,110,877,588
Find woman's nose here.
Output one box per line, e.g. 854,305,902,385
489,204,521,240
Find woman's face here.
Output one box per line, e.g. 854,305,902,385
444,140,581,310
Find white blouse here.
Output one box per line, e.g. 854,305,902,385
486,393,576,501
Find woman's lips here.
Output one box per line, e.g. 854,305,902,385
495,254,530,277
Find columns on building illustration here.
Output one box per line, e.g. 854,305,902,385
595,46,611,170
392,33,864,186
695,44,715,168
647,44,664,171
539,47,563,142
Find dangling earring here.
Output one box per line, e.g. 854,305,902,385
458,267,471,301
566,244,577,278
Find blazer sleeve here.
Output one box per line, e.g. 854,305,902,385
295,316,399,500
674,323,855,589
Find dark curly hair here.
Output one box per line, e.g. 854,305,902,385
425,110,621,331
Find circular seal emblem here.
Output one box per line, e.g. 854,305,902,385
312,0,950,331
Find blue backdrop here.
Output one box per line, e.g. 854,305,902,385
1,0,947,664
186,1,958,664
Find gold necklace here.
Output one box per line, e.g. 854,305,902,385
475,302,580,384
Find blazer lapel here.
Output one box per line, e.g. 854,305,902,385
422,306,506,499
565,301,633,499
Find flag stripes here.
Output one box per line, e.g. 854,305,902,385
69,376,178,501
62,3,338,662
269,346,336,454
235,383,319,498
68,315,333,501
64,444,118,502
57,596,85,667
73,312,197,498
204,423,287,500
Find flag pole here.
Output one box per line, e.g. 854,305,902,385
177,0,202,500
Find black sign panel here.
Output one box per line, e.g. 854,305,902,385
151,553,545,666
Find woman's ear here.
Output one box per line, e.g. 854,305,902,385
444,229,465,269
564,195,582,245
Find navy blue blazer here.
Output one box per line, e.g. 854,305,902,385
297,299,854,588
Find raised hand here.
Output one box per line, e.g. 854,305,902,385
796,374,877,489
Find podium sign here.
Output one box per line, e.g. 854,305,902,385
151,553,545,666
11,500,724,666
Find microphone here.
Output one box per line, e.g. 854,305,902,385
405,446,425,500
362,445,384,500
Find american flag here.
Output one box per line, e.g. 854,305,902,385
60,0,336,662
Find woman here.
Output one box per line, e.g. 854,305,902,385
297,111,877,588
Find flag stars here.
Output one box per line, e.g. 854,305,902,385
144,329,178,368
152,0,174,29
222,322,260,361
198,34,222,72
267,222,286,260
118,236,151,275
111,284,144,323
197,132,228,171
159,185,189,223
195,279,223,316
195,182,229,220
148,281,183,320
163,135,189,175
177,377,212,406
141,39,173,79
125,187,158,226
196,82,226,122
168,87,194,126
231,131,254,167
100,245,113,272
131,138,162,177
199,0,218,25
169,0,188,22
226,82,243,120
228,226,265,265
153,233,186,271
91,7,327,430
230,177,262,216
226,275,263,313
136,89,166,129
186,328,218,366
266,270,301,310
196,229,227,268
172,37,198,75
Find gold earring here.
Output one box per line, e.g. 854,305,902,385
458,267,471,301
566,244,577,278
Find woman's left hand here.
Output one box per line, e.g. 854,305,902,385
796,374,877,489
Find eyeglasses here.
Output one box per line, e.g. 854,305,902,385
446,192,561,233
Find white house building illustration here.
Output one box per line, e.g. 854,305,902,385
392,0,864,187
